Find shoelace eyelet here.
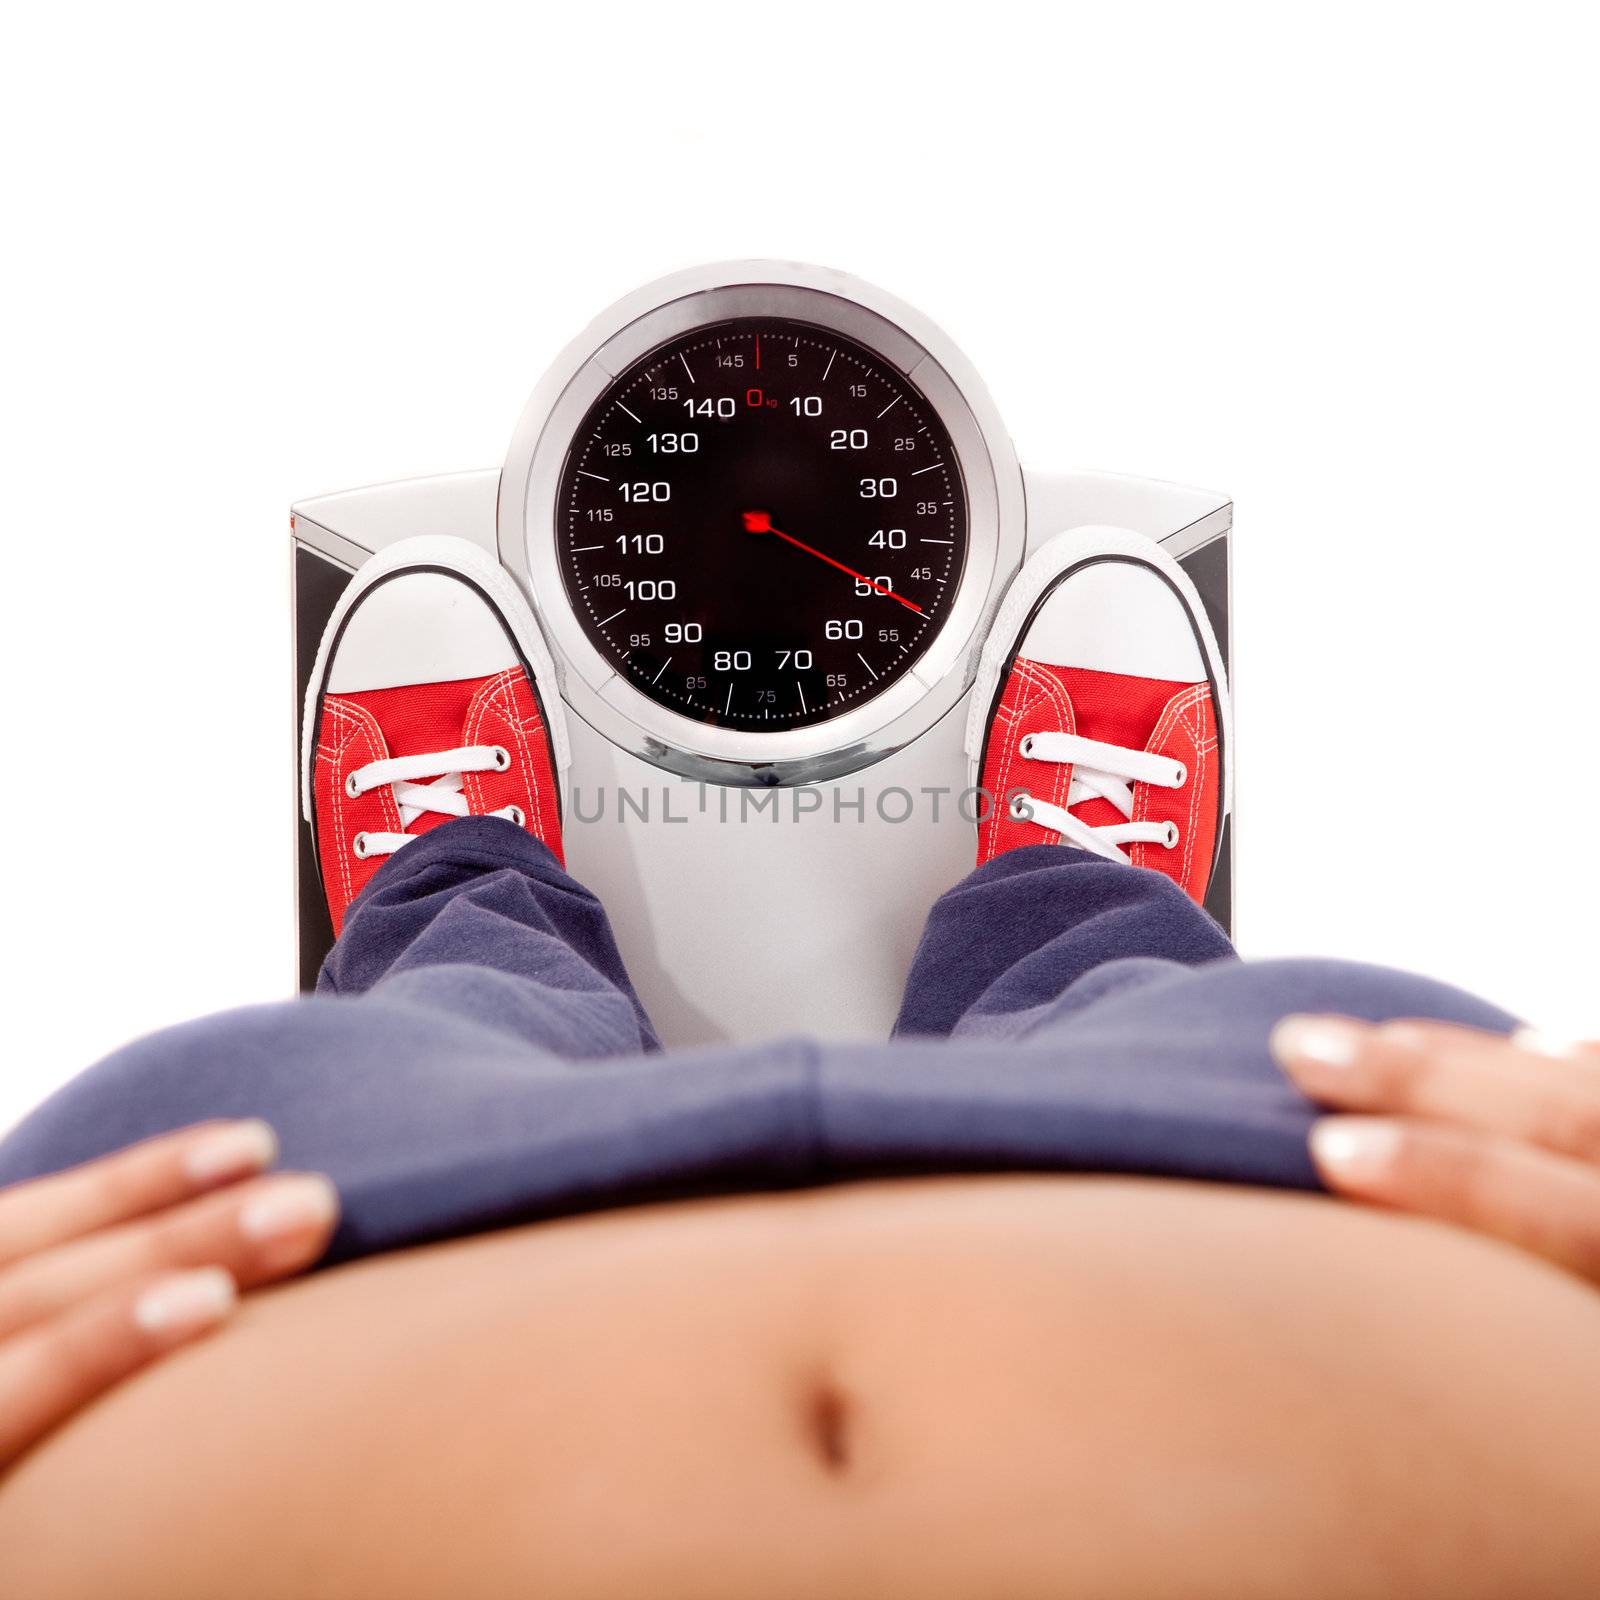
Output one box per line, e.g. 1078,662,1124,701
1019,734,1037,759
491,745,511,772
505,805,525,827
1170,762,1187,788
344,773,361,799
1009,793,1033,821
1162,821,1180,849
351,832,369,859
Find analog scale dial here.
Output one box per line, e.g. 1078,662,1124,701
555,317,969,731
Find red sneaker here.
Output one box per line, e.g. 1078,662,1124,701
299,536,569,935
966,527,1232,904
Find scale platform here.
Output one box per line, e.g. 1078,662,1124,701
293,265,1232,1047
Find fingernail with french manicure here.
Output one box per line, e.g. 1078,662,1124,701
239,1175,339,1245
1271,1016,1365,1072
135,1267,238,1337
184,1120,278,1186
1309,1118,1402,1185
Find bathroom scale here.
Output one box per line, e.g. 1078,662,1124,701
292,260,1233,1045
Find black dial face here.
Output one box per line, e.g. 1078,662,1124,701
555,317,969,731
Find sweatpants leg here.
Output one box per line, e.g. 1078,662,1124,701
862,845,1520,1190
0,816,769,1261
319,813,658,1057
894,843,1236,1038
822,956,1522,1193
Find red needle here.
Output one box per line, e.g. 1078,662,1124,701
741,511,925,614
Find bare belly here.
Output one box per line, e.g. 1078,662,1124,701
4,1176,1599,1598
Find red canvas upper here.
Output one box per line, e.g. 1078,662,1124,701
312,665,562,934
977,658,1220,903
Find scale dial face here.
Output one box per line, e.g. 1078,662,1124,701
554,317,969,731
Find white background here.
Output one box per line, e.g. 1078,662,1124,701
2,2,1596,1134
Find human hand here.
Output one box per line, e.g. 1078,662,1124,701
0,1121,337,1468
1272,1017,1600,1285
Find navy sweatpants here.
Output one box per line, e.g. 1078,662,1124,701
0,817,1519,1264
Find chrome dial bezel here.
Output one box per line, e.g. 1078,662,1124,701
497,260,1024,786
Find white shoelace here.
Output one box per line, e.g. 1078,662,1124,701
344,744,523,859
1009,731,1185,863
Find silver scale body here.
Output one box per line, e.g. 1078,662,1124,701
292,262,1233,1045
